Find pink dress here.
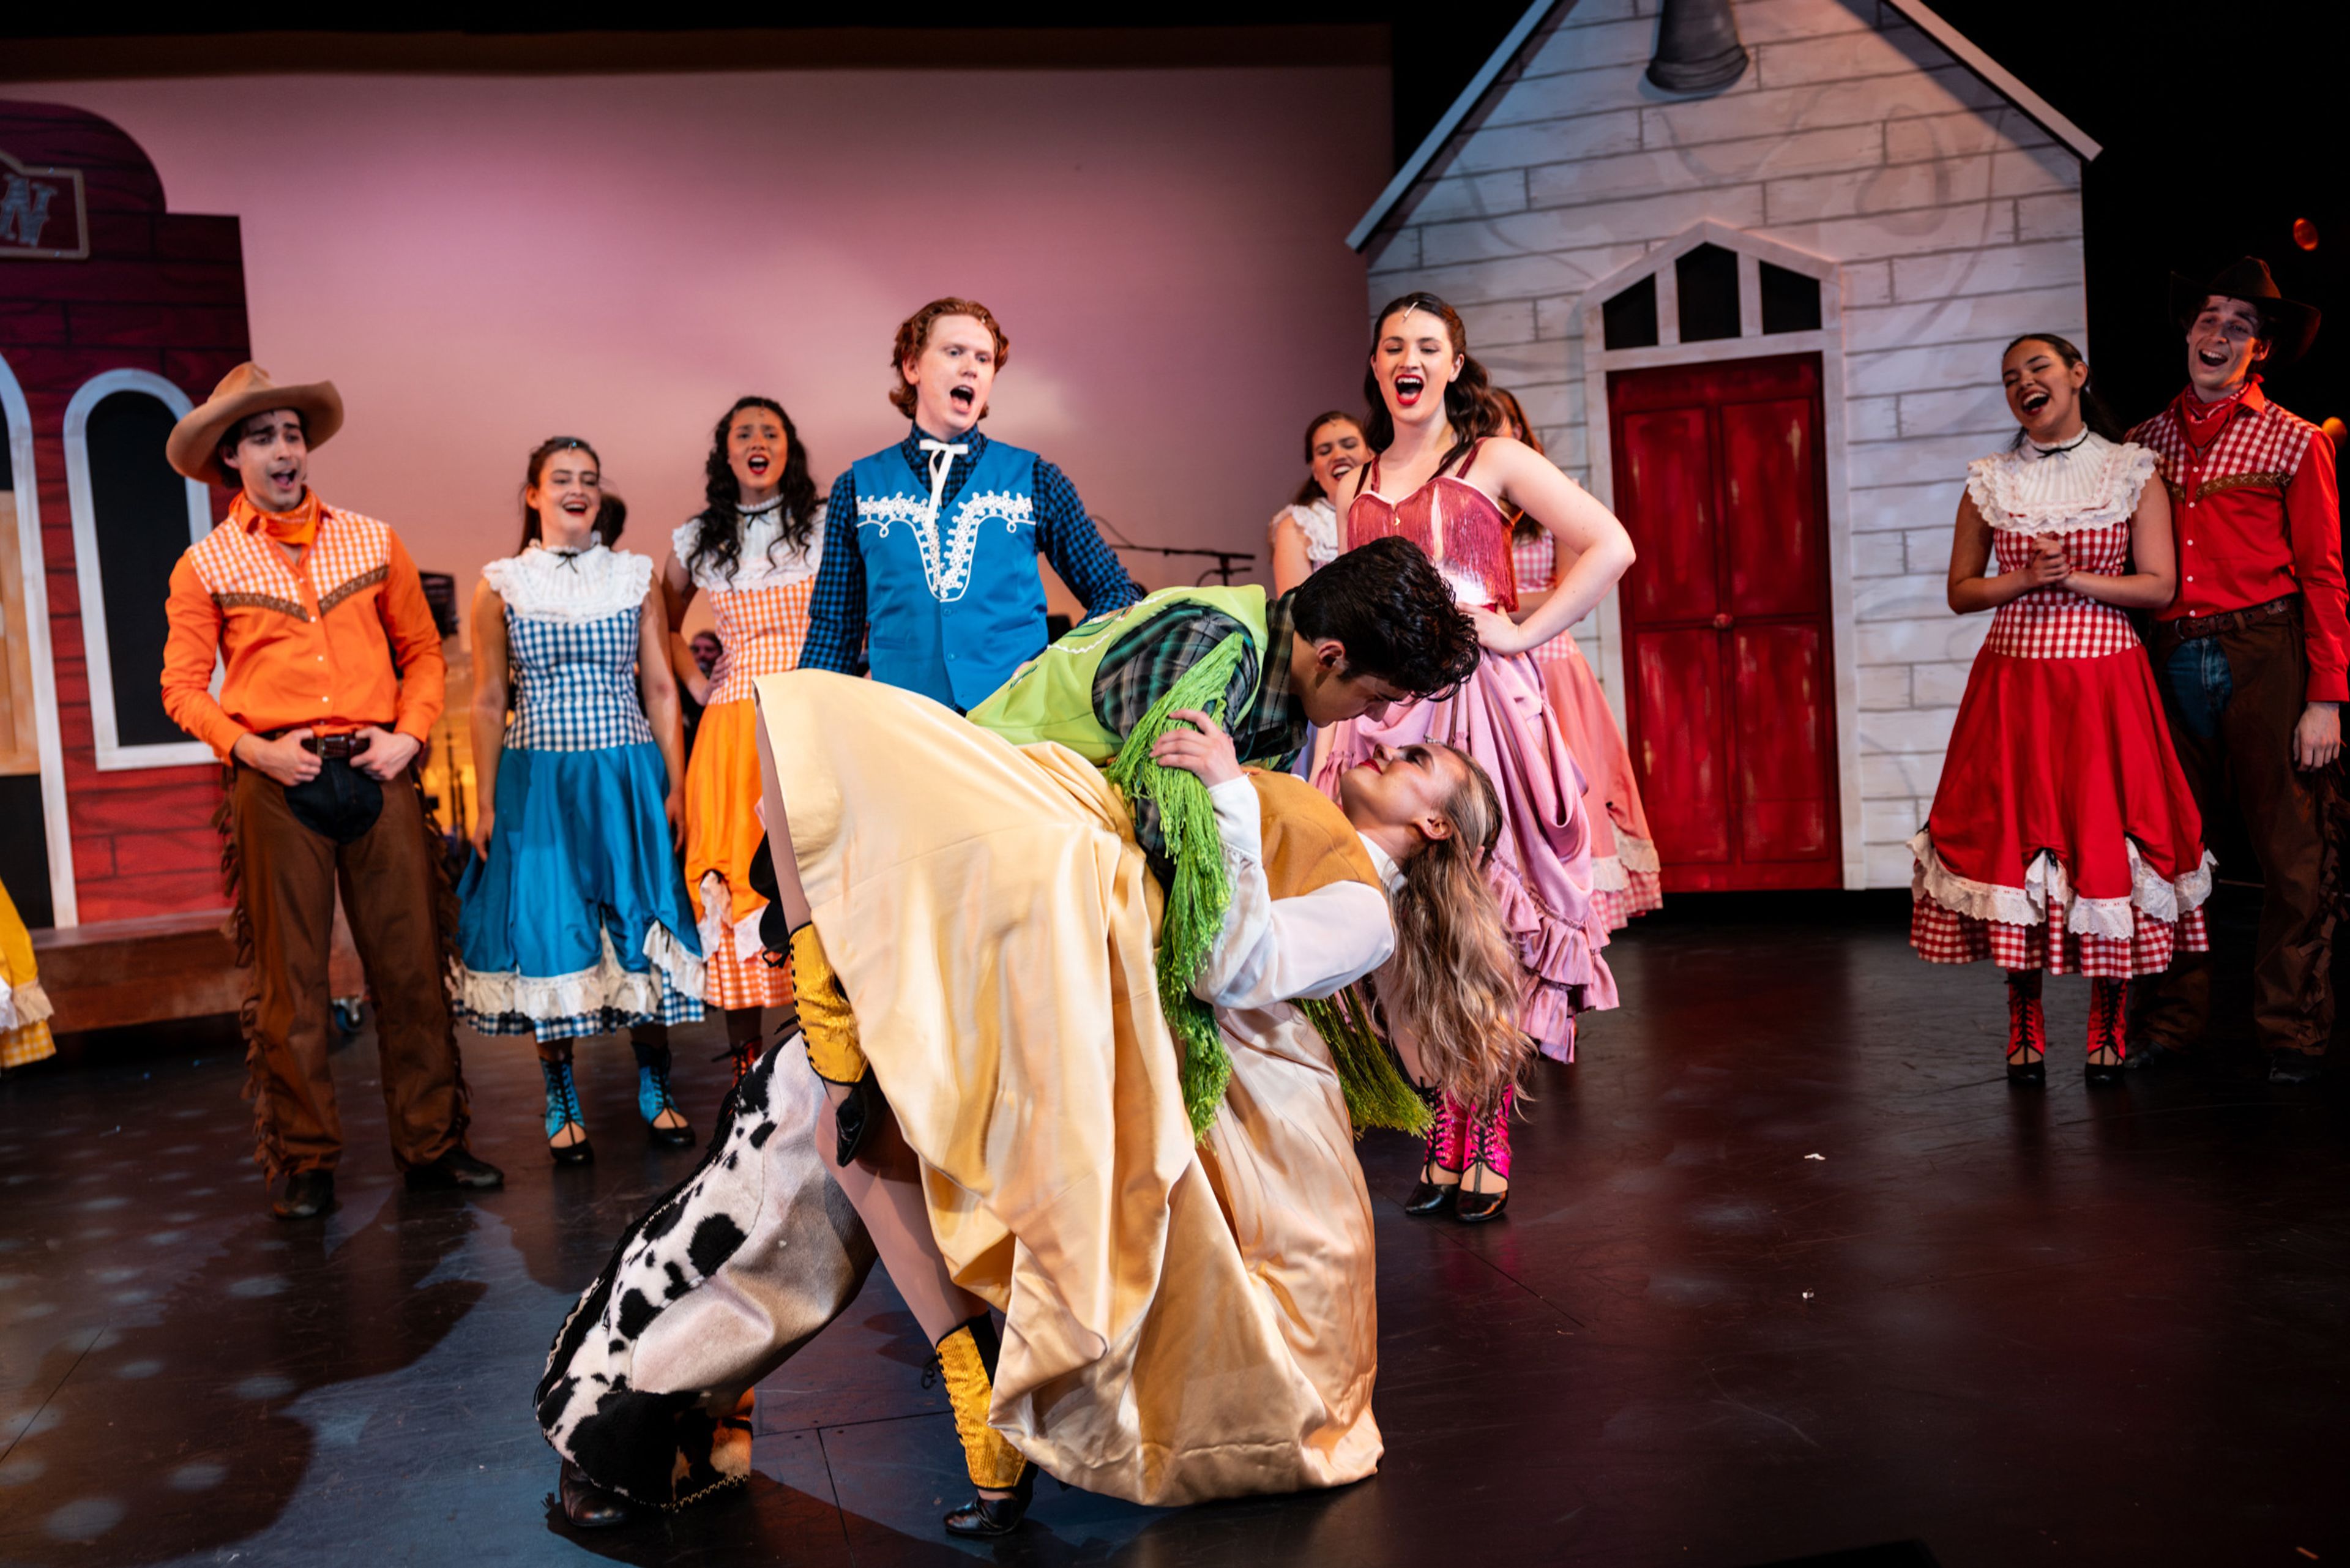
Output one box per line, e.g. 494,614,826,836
1314,444,1617,1059
1510,531,1663,930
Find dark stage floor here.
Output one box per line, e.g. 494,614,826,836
3,894,2347,1567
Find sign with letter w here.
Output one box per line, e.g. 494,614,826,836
0,148,88,259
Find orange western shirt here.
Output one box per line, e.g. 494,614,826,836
161,491,446,762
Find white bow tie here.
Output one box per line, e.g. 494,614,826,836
918,438,969,519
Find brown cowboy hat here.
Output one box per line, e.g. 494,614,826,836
165,363,345,483
2169,256,2321,370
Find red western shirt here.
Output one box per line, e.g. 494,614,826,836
2130,381,2347,703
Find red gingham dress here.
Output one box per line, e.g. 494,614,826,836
1909,435,2212,977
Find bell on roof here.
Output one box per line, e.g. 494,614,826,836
1647,0,1751,94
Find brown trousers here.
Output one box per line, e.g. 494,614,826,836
233,763,470,1176
2139,610,2338,1056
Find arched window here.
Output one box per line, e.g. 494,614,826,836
1,353,72,925
64,370,214,770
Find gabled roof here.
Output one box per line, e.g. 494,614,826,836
1347,0,2102,252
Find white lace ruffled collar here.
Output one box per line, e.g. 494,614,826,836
1965,431,2157,536
671,504,824,592
483,542,654,622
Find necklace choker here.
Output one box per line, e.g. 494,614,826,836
2028,430,2091,458
738,496,785,517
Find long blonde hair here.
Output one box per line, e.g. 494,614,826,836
1379,745,1529,1110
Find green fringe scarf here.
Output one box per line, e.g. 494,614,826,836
1103,631,1251,1138
1298,985,1433,1137
1103,630,1432,1143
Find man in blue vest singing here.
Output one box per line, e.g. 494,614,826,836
804,297,1141,710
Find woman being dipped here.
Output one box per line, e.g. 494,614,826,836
1315,291,1636,1222
750,673,1526,1531
457,438,703,1161
1908,334,2210,1084
1493,386,1662,930
661,397,823,1087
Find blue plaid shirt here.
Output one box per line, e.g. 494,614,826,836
803,425,1140,679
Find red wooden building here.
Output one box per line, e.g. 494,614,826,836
1,99,252,933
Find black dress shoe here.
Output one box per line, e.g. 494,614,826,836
272,1169,335,1220
549,1133,595,1166
2127,1039,2181,1072
405,1147,506,1191
2084,1057,2127,1087
2005,1058,2046,1086
2269,1050,2324,1086
1454,1187,1509,1223
943,1465,1035,1539
1403,1180,1457,1216
558,1460,633,1528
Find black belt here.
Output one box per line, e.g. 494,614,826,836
261,729,363,760
2168,594,2297,641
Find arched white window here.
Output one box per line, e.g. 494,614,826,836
64,368,215,771
1,353,75,925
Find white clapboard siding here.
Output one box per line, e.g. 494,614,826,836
1362,0,2086,889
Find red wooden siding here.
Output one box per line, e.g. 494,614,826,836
1610,352,1840,892
2,101,251,923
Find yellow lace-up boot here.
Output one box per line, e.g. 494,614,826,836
934,1315,1034,1537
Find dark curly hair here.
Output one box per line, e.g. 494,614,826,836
1291,536,1480,700
515,435,625,553
1362,291,1500,479
684,397,819,586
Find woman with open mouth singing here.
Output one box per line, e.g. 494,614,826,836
1314,291,1638,1223
658,397,825,1089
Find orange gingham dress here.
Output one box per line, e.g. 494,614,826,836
676,506,819,1010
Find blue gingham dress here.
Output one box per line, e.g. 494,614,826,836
455,545,707,1040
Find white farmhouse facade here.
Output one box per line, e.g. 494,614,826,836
1352,0,2098,890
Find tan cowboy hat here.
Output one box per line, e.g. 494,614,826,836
165,363,345,482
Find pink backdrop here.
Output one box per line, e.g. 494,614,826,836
4,68,1388,630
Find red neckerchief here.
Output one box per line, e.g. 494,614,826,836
2173,375,2260,455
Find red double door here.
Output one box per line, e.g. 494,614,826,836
1607,353,1841,890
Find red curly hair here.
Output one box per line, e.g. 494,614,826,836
889,298,1012,419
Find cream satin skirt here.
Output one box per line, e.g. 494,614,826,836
756,670,1381,1504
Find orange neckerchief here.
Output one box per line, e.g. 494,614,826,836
231,489,323,550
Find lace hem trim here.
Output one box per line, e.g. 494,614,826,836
1613,829,1660,876
455,922,705,1022
1908,829,2214,939
697,872,771,964
0,976,54,1032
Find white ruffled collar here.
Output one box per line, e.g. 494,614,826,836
672,504,824,592
1965,431,2157,536
483,542,654,623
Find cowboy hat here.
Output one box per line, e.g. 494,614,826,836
165,363,345,483
2168,256,2321,370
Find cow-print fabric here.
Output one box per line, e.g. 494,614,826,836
535,1034,875,1507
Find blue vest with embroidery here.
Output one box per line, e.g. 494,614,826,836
849,438,1046,711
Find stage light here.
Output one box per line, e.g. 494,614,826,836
2292,217,2319,250
2323,416,2346,449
